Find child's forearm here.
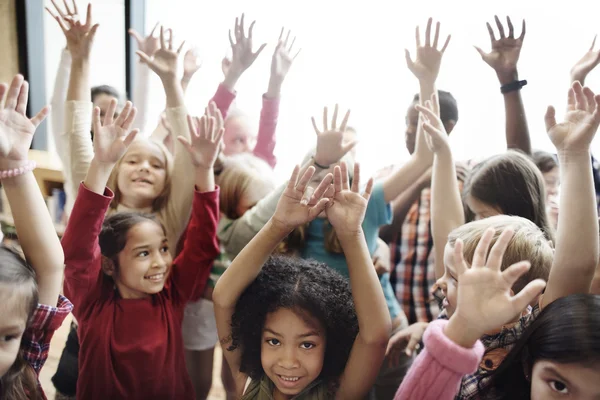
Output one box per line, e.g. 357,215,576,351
162,77,185,108
543,152,599,306
339,231,391,342
195,166,215,193
3,172,64,306
431,150,464,280
84,159,115,195
214,219,289,308
382,155,430,203
222,68,243,93
67,58,90,102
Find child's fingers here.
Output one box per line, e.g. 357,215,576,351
472,228,495,268
511,279,546,312
573,82,586,111
310,173,334,202
362,178,374,201
487,228,515,271
103,98,118,126
5,75,23,110
432,21,440,48
331,104,339,131
207,116,215,141
308,198,330,220
198,115,207,139
405,49,414,71
122,107,137,131
15,80,29,115
339,109,351,132
177,40,186,55
123,129,139,147
311,117,321,135
287,165,301,190
296,166,315,194
351,162,360,193
92,106,102,136
301,186,314,206
176,136,193,155
214,128,225,147
0,83,7,108
114,101,132,127
340,161,349,191
341,140,357,157
30,105,50,128
583,87,597,114
415,104,438,121
405,334,420,357
186,115,197,138
425,18,432,47
333,165,343,193
501,261,532,288
160,25,166,49
544,106,557,132
322,106,329,132
431,92,440,115
453,239,468,276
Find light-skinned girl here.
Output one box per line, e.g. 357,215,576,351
214,161,392,399
0,75,73,399
61,97,222,399
404,79,600,398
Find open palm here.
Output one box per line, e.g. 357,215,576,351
228,14,267,74
271,28,300,82
405,18,450,83
453,229,546,336
312,105,355,166
545,82,600,153
47,3,99,60
179,102,224,169
326,162,372,235
476,16,525,77
137,26,184,81
571,36,600,82
92,100,139,165
272,166,332,231
0,76,48,169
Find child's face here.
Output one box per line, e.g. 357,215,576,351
530,360,600,399
223,117,256,156
117,140,167,210
0,289,28,377
113,221,173,299
261,308,326,397
465,195,503,221
236,178,275,218
435,243,460,318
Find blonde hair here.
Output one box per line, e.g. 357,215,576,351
217,153,275,220
447,215,553,294
107,138,174,213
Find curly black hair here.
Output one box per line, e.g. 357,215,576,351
229,255,359,383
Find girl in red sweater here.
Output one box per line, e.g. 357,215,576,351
61,101,222,400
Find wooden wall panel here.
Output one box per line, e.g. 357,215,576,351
0,0,19,83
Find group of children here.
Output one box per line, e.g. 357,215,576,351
1,3,600,399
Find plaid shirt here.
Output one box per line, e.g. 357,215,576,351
446,305,540,399
21,295,73,399
389,161,471,323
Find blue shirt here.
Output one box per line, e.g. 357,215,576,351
301,181,402,319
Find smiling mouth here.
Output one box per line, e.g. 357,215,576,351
133,178,153,185
144,273,165,282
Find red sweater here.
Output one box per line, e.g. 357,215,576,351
62,183,220,400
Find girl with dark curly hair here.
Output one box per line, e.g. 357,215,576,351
214,162,392,399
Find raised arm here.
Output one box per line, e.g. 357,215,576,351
47,3,98,200
0,76,59,306
181,48,202,94
213,166,332,395
382,18,450,204
418,96,465,280
541,82,600,308
253,29,299,168
329,163,391,399
570,36,600,86
475,16,531,154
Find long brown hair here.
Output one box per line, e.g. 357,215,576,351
0,246,41,400
463,150,555,243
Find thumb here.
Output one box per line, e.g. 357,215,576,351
128,28,144,46
473,45,486,59
511,279,546,312
404,49,414,70
405,334,421,357
341,140,358,156
307,198,330,220
136,50,151,65
123,129,139,147
544,105,557,132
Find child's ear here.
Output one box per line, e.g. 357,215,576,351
443,119,457,134
101,256,117,277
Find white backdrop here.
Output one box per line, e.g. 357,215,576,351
44,0,600,182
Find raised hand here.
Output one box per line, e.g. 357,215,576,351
386,322,429,363
227,14,267,76
571,36,600,85
272,166,333,231
326,162,373,236
405,18,451,84
475,16,525,83
269,28,300,88
183,48,203,81
46,2,99,60
312,105,356,167
446,228,546,346
178,102,224,169
0,76,49,170
545,81,600,154
129,22,161,59
92,99,139,165
415,93,450,154
136,26,185,82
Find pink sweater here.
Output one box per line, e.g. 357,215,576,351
210,84,280,168
394,320,484,400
